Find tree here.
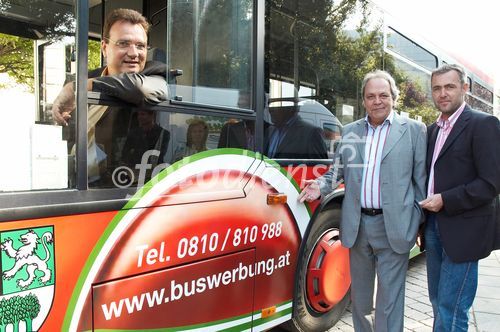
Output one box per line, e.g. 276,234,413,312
0,298,5,332
0,33,34,90
398,79,438,125
0,1,77,91
1,295,21,332
88,39,102,71
269,0,390,120
19,294,41,332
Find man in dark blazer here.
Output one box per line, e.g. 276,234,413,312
420,64,500,331
218,120,255,150
265,105,328,159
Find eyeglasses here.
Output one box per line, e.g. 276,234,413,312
104,38,149,52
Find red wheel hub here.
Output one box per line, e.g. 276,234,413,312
306,229,351,312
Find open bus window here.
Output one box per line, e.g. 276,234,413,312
83,2,256,189
0,1,76,192
167,0,253,110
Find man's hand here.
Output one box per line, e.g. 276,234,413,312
420,194,443,212
298,179,321,203
52,82,76,126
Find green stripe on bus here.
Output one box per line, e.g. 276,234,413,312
90,309,253,331
88,301,292,332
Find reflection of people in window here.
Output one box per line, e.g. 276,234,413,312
323,123,342,141
218,91,254,149
218,91,269,150
323,121,343,154
265,105,328,159
218,120,255,150
175,119,208,160
121,110,170,167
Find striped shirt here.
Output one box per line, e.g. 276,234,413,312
360,111,393,209
427,102,466,196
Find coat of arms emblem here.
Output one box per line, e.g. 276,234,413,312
0,226,55,332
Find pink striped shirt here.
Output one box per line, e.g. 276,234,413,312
361,111,393,209
427,102,466,196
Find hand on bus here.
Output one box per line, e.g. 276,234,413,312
419,193,443,212
298,179,321,203
52,82,76,126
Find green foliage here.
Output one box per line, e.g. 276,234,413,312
20,294,40,320
0,33,34,90
2,295,20,329
0,1,76,91
88,39,102,71
266,0,442,125
268,0,389,120
404,104,438,125
398,79,439,125
0,294,41,331
0,298,5,326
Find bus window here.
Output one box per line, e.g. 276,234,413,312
465,95,494,114
167,0,253,110
83,2,257,189
265,1,383,160
0,1,76,192
265,99,328,160
297,100,342,159
472,81,494,104
386,27,437,71
322,120,342,156
88,107,253,189
383,55,438,124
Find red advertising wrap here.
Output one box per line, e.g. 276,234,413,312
0,150,349,331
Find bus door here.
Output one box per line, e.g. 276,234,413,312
72,1,275,330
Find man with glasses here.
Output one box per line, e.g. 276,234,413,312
52,8,169,185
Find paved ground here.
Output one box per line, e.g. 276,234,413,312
471,250,500,332
274,250,500,331
330,250,500,332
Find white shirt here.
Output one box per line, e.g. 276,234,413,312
360,111,394,209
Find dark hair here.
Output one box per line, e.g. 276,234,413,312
431,64,467,85
102,8,150,40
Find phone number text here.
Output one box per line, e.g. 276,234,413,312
135,222,283,268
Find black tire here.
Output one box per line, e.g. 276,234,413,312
290,203,351,332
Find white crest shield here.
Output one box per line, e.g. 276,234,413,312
0,226,55,332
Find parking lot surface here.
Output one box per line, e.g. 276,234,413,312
273,250,500,331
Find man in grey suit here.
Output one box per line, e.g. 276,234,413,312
299,70,427,331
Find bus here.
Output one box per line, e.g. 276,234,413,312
0,1,496,331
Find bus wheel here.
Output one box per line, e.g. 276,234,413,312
292,206,351,331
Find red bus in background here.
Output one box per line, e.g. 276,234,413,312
0,1,496,331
